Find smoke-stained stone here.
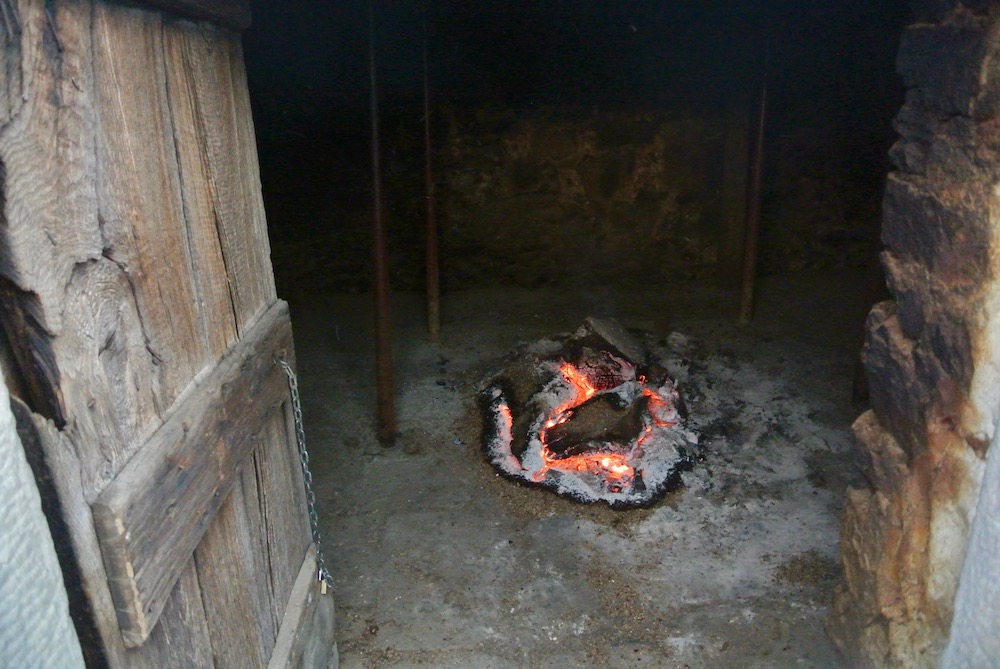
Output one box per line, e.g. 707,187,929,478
897,13,1000,119
851,410,910,492
881,174,991,279
881,251,978,395
907,0,953,23
889,106,937,175
923,307,976,395
863,301,930,457
833,5,998,665
881,252,927,339
924,115,1000,182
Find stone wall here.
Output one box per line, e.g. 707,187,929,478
437,106,727,288
829,3,1000,666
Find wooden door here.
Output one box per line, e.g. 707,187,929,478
0,1,334,666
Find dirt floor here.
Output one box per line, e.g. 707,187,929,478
289,270,872,668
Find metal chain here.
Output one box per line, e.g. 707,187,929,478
276,358,333,590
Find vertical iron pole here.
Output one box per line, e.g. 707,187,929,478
369,0,396,443
423,1,440,338
739,45,769,324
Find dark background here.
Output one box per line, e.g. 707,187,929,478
243,0,910,292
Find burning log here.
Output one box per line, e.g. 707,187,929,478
481,318,697,508
544,394,647,458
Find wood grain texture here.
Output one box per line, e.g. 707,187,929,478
14,401,215,668
92,2,207,416
1,0,324,664
0,0,25,125
267,546,337,669
92,300,294,646
193,408,310,669
194,469,273,669
135,0,251,31
0,0,102,330
61,259,164,501
259,403,312,626
0,283,66,426
169,22,309,663
168,21,275,334
0,2,220,664
162,20,239,359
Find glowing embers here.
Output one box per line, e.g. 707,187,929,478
482,318,697,508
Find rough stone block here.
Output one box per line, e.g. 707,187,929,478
897,12,1000,119
889,104,938,175
830,487,903,669
908,1,1000,24
881,251,928,340
925,434,986,623
881,251,977,393
924,115,1000,182
889,105,1000,181
922,307,975,395
830,451,943,669
882,174,991,281
863,302,929,457
886,619,942,669
852,410,910,493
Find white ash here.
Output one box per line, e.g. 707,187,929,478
482,335,697,508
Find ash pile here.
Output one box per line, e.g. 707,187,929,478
481,317,698,508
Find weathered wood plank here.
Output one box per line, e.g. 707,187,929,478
165,15,313,666
0,2,223,665
138,560,216,667
173,21,275,332
0,0,25,124
0,0,102,326
194,469,273,669
162,20,239,360
0,0,185,501
91,299,294,646
165,18,292,667
193,404,310,668
226,34,277,315
60,260,164,501
12,399,216,668
92,2,210,416
3,1,325,665
267,546,337,669
136,0,251,31
259,402,312,627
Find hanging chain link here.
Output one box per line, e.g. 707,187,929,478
276,358,333,591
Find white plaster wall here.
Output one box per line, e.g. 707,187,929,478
942,420,1000,668
0,369,85,668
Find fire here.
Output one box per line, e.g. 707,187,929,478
556,361,596,410
498,401,513,436
532,449,635,489
539,361,597,441
482,321,697,507
643,388,678,427
532,360,637,490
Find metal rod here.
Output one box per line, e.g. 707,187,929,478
739,45,769,324
422,1,440,339
368,0,396,443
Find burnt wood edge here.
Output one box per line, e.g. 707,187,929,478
91,299,294,647
10,397,111,669
127,0,252,31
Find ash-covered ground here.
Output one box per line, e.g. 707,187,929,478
291,271,869,668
